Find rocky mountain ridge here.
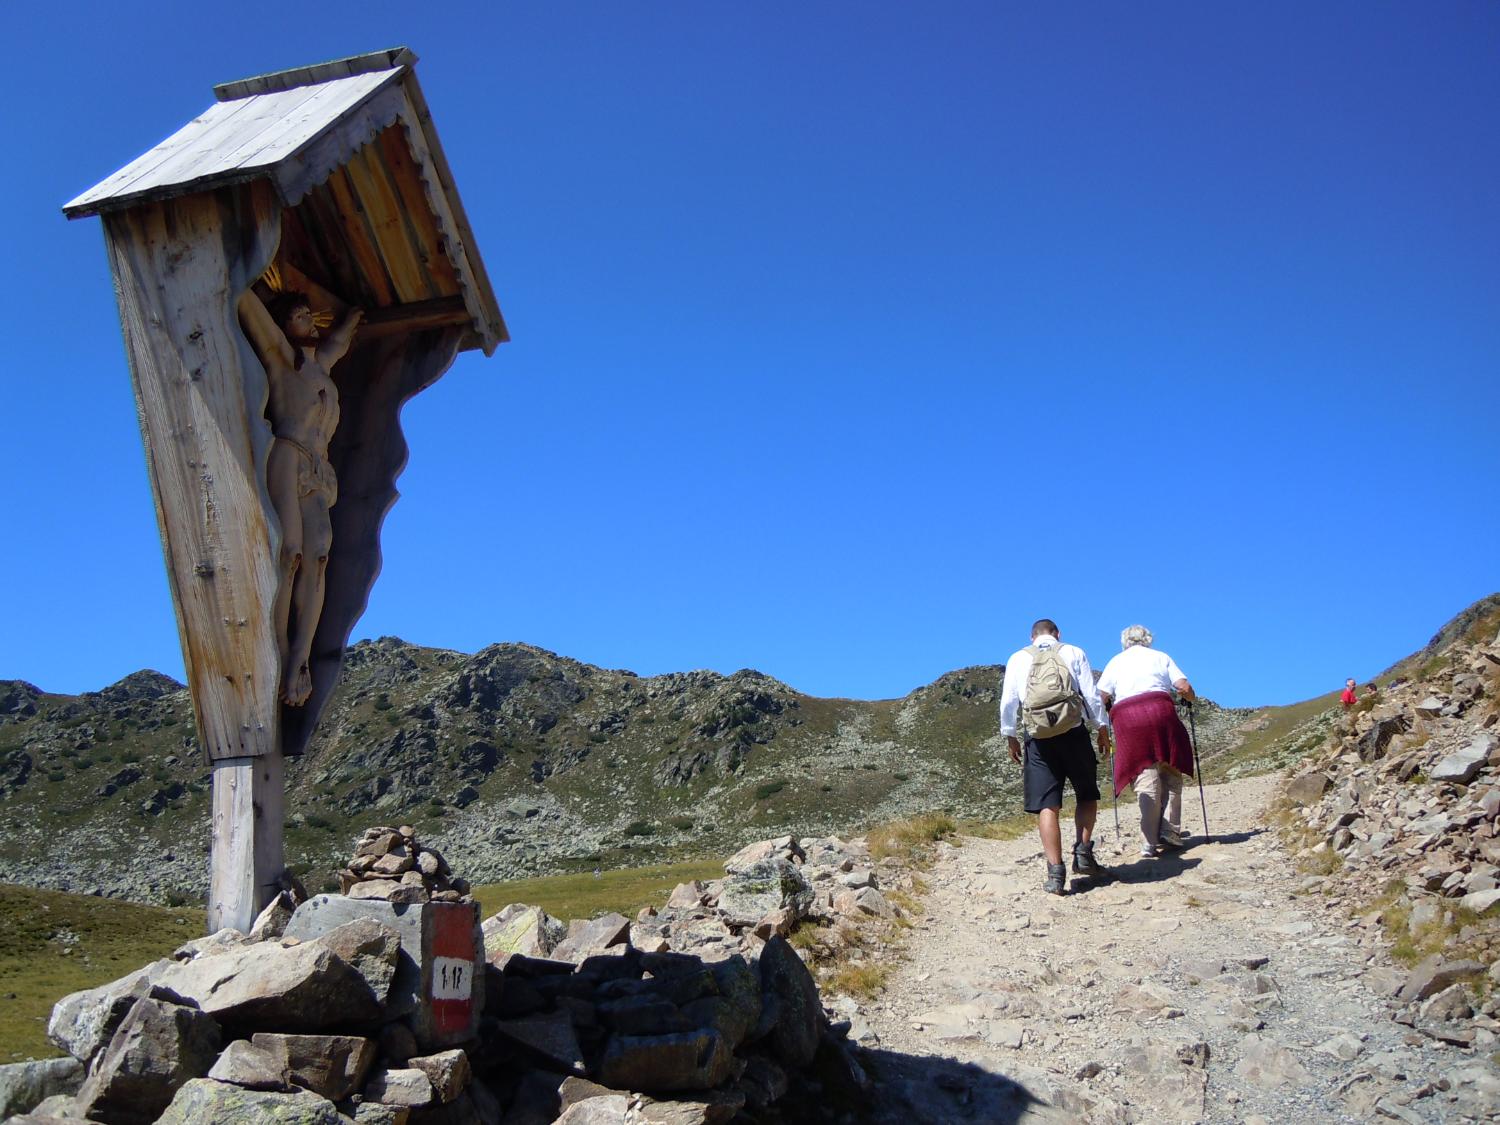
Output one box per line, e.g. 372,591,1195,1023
30,591,1500,910
0,637,1255,905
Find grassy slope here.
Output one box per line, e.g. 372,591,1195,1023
0,885,200,1062
472,858,726,923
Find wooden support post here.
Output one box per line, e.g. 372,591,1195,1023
208,753,285,933
102,182,286,933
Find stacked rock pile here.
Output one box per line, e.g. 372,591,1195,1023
1280,628,1500,1048
626,834,911,958
339,824,472,905
1,831,892,1123
469,833,907,1120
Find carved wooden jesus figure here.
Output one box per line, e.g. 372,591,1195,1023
238,288,363,705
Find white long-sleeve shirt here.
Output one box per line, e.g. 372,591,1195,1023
1096,646,1188,704
998,635,1110,737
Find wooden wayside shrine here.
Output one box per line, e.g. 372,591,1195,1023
64,48,507,933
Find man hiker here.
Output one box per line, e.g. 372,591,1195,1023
1340,678,1358,709
1000,618,1112,894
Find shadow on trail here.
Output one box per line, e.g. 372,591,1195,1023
1073,826,1267,890
1099,853,1203,885
1194,828,1264,847
852,1047,1049,1124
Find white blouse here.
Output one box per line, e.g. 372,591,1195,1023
1096,645,1187,704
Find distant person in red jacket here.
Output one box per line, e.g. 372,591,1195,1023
1341,678,1358,709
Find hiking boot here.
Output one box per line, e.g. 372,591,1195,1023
1072,841,1106,878
1043,862,1067,895
1159,830,1187,852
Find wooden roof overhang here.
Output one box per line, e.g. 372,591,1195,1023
64,47,507,355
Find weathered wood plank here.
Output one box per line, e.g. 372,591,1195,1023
207,754,285,933
239,74,399,177
387,90,504,354
357,296,470,337
272,83,405,210
102,184,283,763
286,186,369,308
122,84,338,200
323,166,396,307
64,71,398,219
377,125,462,294
214,47,414,101
64,97,264,216
68,84,333,217
342,143,433,303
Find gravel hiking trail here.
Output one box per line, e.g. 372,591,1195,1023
846,772,1497,1123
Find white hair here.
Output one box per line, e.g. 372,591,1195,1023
1121,624,1153,650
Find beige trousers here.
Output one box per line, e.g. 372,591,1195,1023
1135,763,1184,848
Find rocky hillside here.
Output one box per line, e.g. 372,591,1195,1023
1,618,1383,907
1276,596,1500,1032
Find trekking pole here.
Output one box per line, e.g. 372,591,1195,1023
1109,740,1120,841
1187,700,1210,841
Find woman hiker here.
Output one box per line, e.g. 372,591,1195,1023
1096,625,1197,858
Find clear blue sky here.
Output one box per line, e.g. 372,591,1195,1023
5,2,1497,707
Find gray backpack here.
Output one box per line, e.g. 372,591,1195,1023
1021,644,1083,739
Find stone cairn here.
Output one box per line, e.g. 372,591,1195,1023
1280,629,1500,1052
339,824,473,905
0,833,902,1123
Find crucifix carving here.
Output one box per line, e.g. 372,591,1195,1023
64,49,507,933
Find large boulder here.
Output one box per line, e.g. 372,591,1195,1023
678,957,760,1050
248,891,300,943
206,1039,289,1091
1396,956,1485,1003
156,938,381,1033
556,1095,633,1124
491,1010,587,1074
551,913,631,962
0,1056,83,1119
1356,714,1409,762
755,937,823,1067
155,1078,348,1124
596,1029,736,1092
725,837,805,872
73,995,221,1124
407,1048,471,1104
639,1089,747,1124
312,918,403,1007
481,904,564,962
251,1033,377,1101
364,1065,435,1109
1431,736,1493,784
47,964,169,1064
1284,771,1331,806
716,859,812,929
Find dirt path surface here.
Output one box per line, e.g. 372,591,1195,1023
840,772,1499,1123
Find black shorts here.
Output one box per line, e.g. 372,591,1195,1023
1023,723,1101,812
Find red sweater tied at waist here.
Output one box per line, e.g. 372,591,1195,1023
1111,690,1195,797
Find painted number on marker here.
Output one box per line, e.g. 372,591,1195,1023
432,956,471,1001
